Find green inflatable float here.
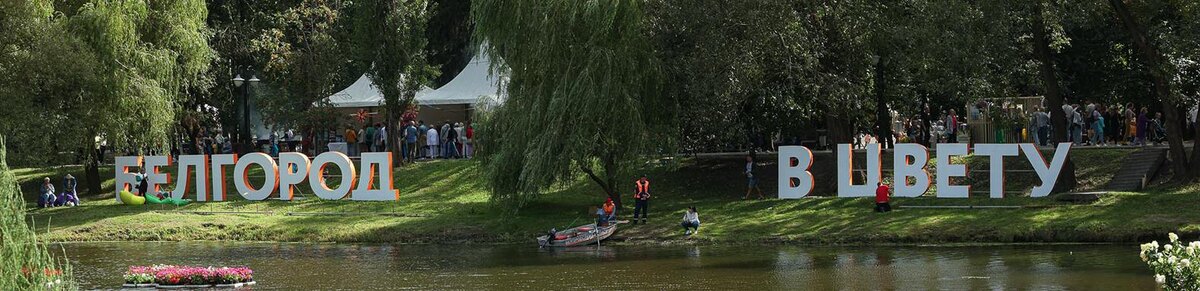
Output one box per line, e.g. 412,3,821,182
145,192,191,206
119,190,145,205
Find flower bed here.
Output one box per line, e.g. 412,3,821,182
123,265,254,288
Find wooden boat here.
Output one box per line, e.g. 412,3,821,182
537,223,617,247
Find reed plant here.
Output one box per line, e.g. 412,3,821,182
0,137,74,290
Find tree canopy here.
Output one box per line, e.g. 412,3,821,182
473,0,668,208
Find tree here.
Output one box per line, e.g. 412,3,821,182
1106,0,1200,182
1028,0,1078,191
473,0,667,209
351,0,437,165
252,0,359,148
0,0,213,195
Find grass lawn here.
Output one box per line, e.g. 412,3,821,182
18,147,1200,245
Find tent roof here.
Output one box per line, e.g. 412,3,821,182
325,52,503,108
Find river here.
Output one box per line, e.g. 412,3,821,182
57,242,1153,290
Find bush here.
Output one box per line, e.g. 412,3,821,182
1140,233,1200,290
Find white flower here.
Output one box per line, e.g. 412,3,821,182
1156,274,1167,284
1168,256,1177,264
1170,233,1179,242
1183,259,1191,267
1165,244,1174,252
1152,241,1161,249
1141,253,1149,262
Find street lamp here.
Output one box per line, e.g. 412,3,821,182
232,72,260,156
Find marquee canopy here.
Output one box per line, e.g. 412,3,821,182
325,52,504,108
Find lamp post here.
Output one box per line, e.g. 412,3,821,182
232,72,260,155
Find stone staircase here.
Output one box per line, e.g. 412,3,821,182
1106,147,1168,191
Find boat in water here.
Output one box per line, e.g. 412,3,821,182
537,223,617,247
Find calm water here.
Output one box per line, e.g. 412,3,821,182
57,242,1154,290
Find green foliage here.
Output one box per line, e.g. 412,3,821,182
0,0,212,167
252,0,357,131
1141,233,1200,291
0,137,75,290
352,0,437,161
473,0,666,208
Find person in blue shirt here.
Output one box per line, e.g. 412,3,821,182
405,121,419,163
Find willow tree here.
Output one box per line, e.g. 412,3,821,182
0,0,212,195
0,138,76,289
473,0,666,209
352,0,437,164
0,2,74,288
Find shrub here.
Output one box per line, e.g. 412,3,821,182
1140,233,1200,290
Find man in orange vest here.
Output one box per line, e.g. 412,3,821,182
632,175,651,225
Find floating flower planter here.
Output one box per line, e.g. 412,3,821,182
123,265,254,289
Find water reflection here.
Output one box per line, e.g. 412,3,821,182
56,242,1153,290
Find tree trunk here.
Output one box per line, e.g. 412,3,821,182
825,112,853,145
1107,0,1191,182
874,56,892,149
1192,118,1200,178
1031,2,1077,192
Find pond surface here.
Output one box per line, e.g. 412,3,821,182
58,242,1153,290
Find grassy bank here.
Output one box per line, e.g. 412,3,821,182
19,148,1200,245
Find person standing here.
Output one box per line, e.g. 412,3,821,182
1032,106,1050,146
945,109,958,143
1092,106,1105,146
1105,106,1121,145
405,121,419,162
464,123,475,158
445,123,460,159
1080,104,1089,145
344,126,358,156
875,181,892,212
1124,103,1137,145
743,155,764,199
1136,107,1149,146
632,175,651,225
455,122,467,157
365,123,377,152
417,121,428,159
440,121,452,158
681,206,700,235
1153,112,1167,144
426,126,439,159
376,123,388,154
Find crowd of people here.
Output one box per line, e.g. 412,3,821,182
860,101,1189,149
343,120,475,162
1026,102,1169,146
340,120,474,161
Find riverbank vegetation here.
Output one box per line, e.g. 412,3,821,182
1,139,74,289
20,147,1200,245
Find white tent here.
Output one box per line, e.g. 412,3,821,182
325,52,503,108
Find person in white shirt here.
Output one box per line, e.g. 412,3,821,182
681,206,700,235
426,127,439,159
376,125,388,152
454,122,466,157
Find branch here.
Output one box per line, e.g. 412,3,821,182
580,165,614,197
